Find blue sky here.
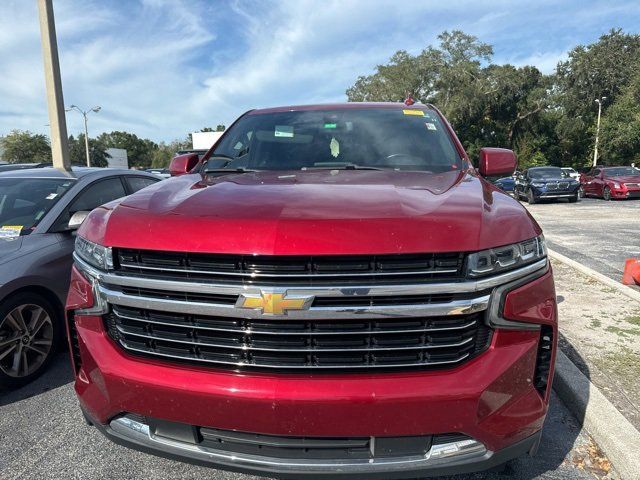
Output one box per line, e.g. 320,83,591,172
1,0,639,143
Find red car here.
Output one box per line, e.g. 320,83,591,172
580,166,640,200
66,103,557,478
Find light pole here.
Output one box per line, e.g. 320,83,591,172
66,105,101,167
592,96,606,167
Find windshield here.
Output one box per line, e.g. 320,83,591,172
0,177,75,235
528,168,563,180
604,167,640,177
210,108,462,172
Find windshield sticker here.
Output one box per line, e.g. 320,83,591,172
46,193,58,200
274,125,294,138
403,109,425,116
324,123,337,129
425,122,437,131
330,137,340,158
0,226,22,238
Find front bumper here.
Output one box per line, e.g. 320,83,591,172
85,411,541,479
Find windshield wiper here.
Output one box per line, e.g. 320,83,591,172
305,164,385,171
204,167,259,174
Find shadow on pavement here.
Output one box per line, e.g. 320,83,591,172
0,352,73,406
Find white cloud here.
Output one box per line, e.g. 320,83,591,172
0,0,639,143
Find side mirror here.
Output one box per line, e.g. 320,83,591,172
478,148,517,177
169,153,199,177
68,210,90,230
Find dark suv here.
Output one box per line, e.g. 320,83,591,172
514,167,580,203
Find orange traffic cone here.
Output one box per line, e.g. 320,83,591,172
622,259,640,285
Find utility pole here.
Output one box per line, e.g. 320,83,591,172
37,0,70,170
66,105,101,167
592,96,607,167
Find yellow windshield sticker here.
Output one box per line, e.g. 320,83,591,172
0,226,23,238
403,109,425,116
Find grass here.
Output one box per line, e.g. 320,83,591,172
625,315,640,327
590,319,602,328
605,325,640,337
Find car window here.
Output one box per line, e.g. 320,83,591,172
592,169,601,177
125,176,159,193
0,178,76,236
50,177,126,232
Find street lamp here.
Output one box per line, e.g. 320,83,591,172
65,105,101,167
592,96,606,167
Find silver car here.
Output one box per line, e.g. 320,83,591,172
0,167,159,389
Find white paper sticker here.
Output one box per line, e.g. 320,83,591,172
0,226,22,238
274,125,294,138
46,193,57,200
425,122,437,131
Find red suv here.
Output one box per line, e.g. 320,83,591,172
66,103,557,478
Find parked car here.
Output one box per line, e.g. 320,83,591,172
514,166,580,203
145,168,171,179
560,167,580,180
580,166,640,200
0,167,159,388
67,103,557,478
492,176,515,193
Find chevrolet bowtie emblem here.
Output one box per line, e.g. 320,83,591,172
236,291,314,315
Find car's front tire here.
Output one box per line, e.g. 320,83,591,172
568,193,579,203
0,292,61,390
603,186,612,201
527,189,538,204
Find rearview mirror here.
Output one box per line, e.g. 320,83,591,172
68,210,90,230
478,148,517,177
169,153,200,177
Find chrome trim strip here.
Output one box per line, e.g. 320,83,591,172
119,262,459,278
114,324,475,352
99,284,490,319
110,417,488,472
111,308,479,335
74,253,547,297
113,342,471,369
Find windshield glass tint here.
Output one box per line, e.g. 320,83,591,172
0,178,75,234
604,167,640,177
528,168,563,180
211,108,462,172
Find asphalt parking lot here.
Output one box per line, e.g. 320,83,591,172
524,197,640,281
0,352,613,480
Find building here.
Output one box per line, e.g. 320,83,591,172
191,131,224,150
105,148,128,169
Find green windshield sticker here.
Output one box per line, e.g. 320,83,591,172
274,125,294,138
324,123,337,129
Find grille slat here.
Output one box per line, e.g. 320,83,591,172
104,308,489,371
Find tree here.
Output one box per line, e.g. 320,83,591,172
68,134,110,167
215,124,226,132
0,130,52,163
97,131,157,168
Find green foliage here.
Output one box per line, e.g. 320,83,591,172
97,131,157,168
346,28,640,168
0,130,52,163
68,134,110,168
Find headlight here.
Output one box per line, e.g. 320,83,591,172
612,182,621,189
466,236,547,278
75,236,113,271
531,182,545,187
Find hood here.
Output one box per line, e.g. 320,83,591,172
0,236,23,264
80,169,540,255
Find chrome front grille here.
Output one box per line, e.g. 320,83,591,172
75,250,548,373
104,306,490,370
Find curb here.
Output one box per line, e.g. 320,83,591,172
553,351,640,480
548,248,640,304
